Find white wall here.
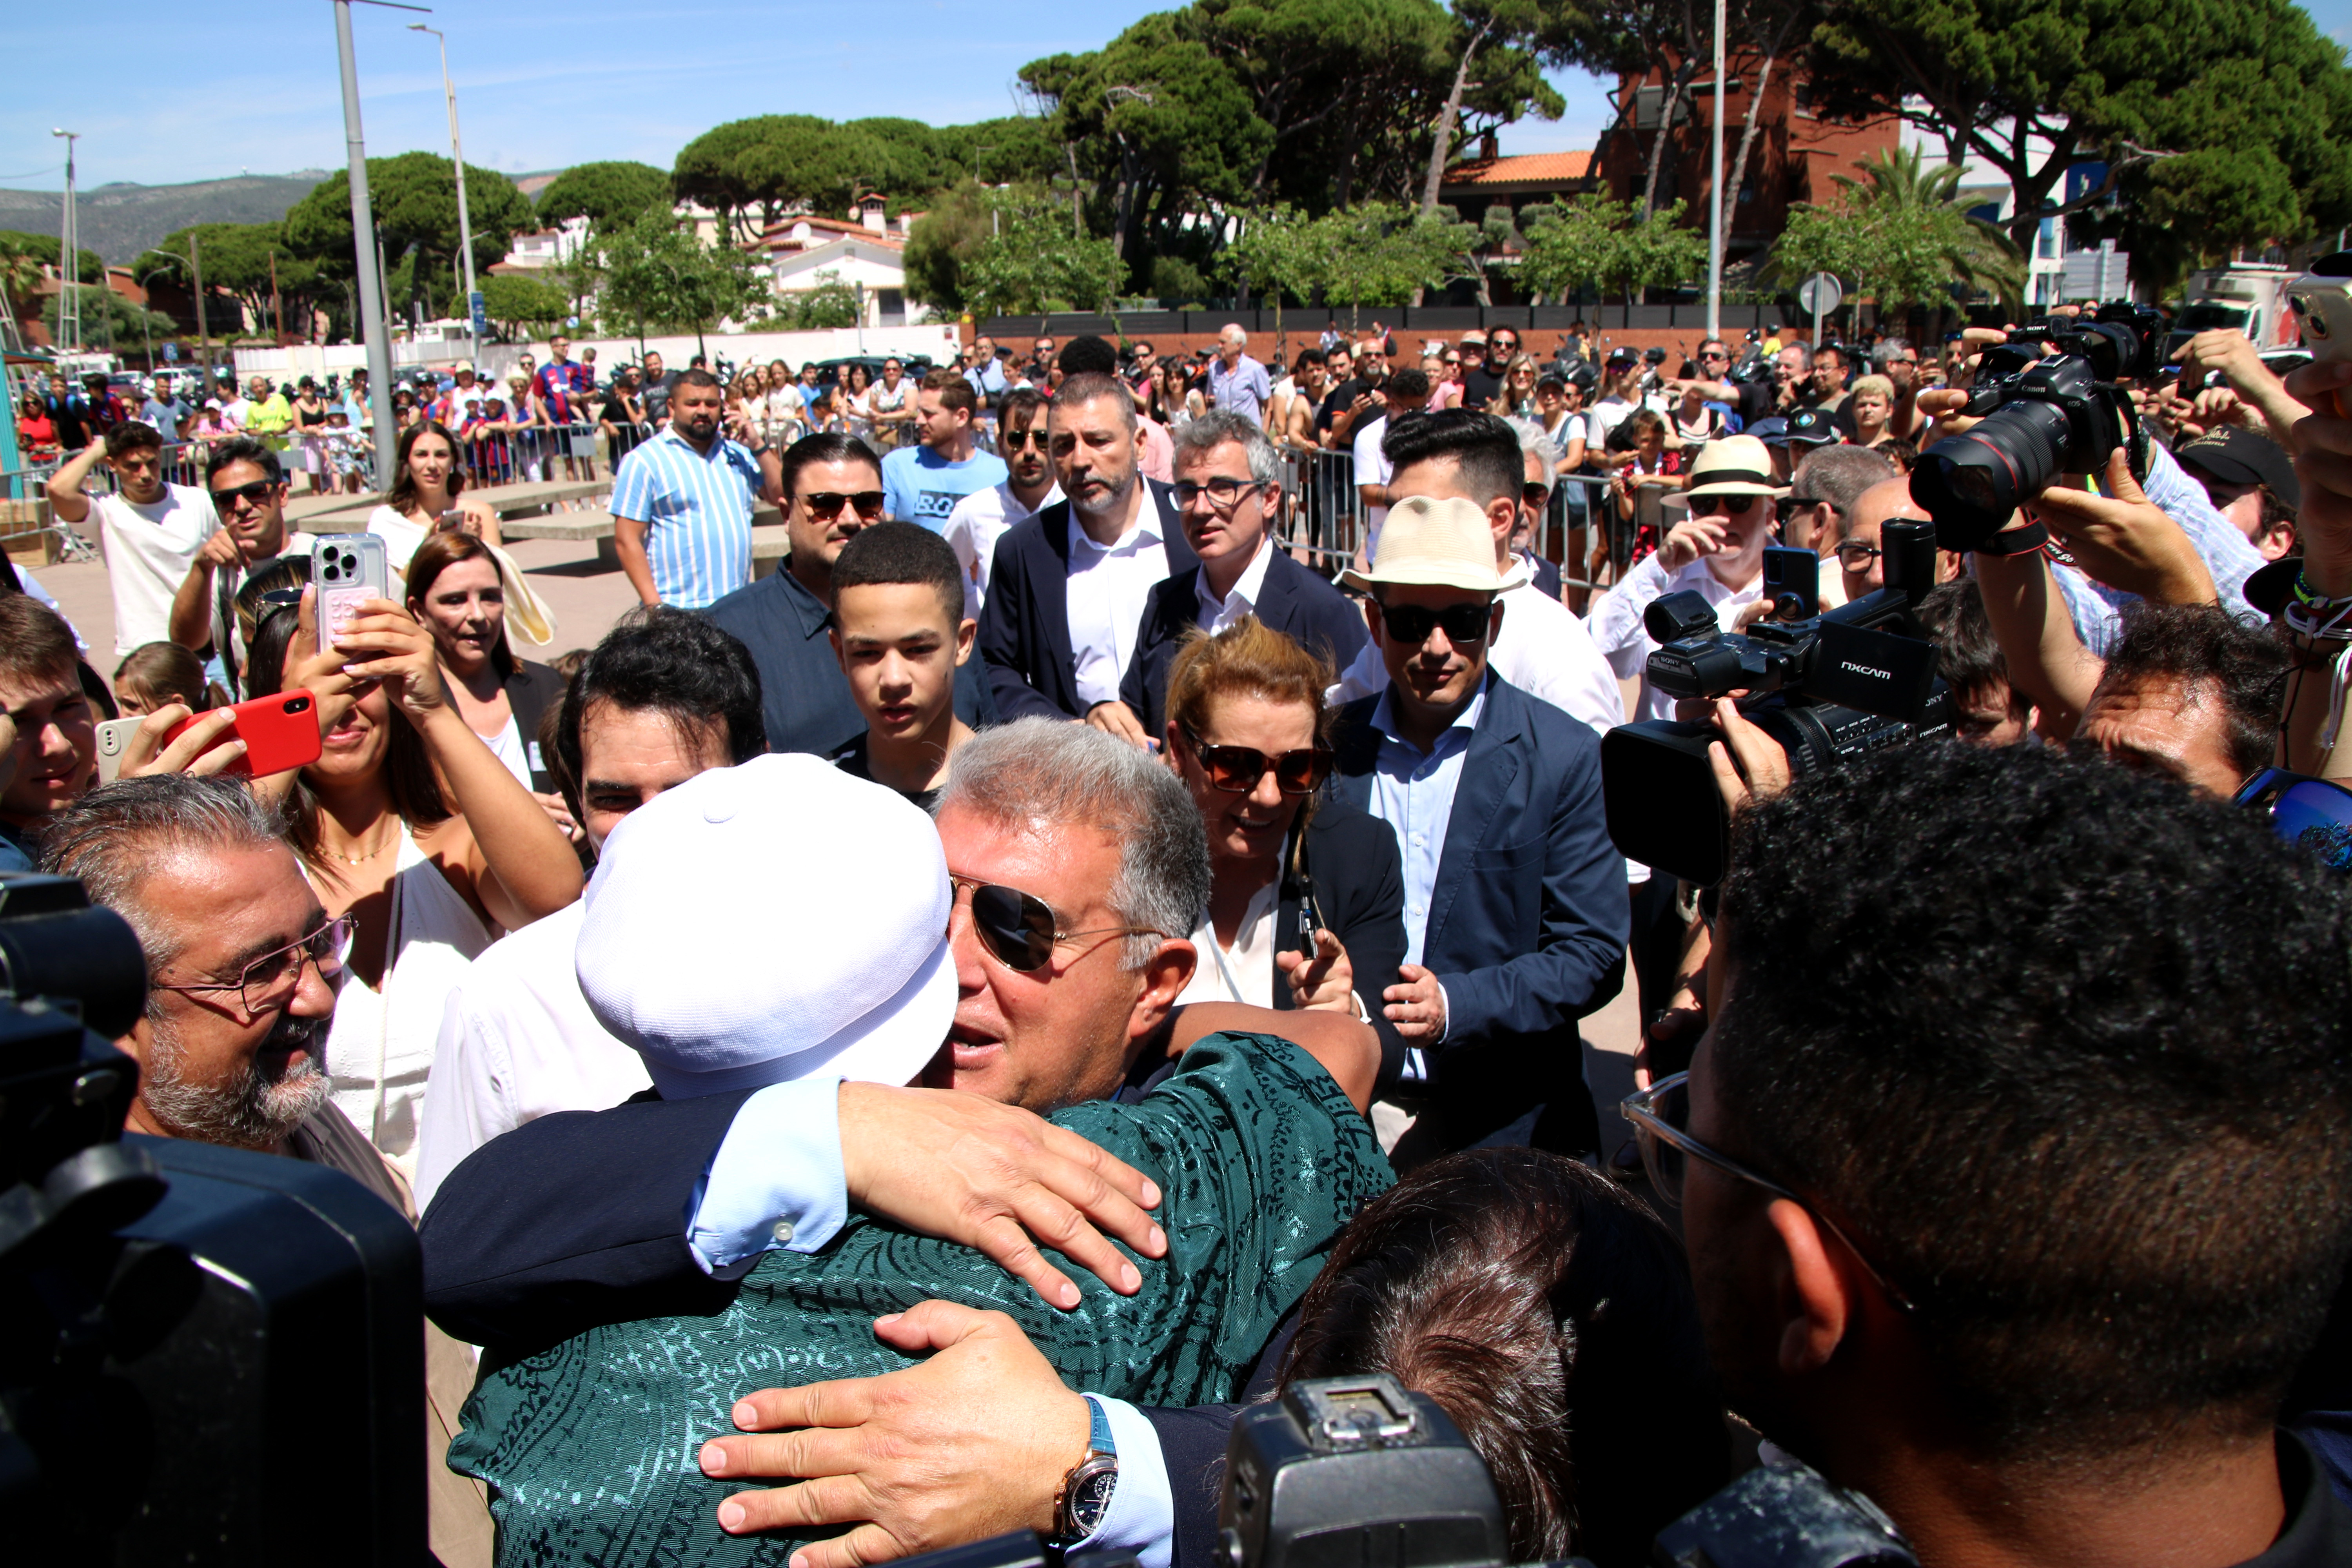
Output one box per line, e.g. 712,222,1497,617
233,323,961,384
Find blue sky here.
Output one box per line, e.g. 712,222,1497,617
2,0,2347,192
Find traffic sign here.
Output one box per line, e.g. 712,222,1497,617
1799,273,1842,320
469,290,489,342
162,341,179,363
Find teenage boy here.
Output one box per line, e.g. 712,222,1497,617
882,371,1007,528
829,523,977,809
47,421,220,657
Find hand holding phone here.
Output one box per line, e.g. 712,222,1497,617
315,535,391,641
127,692,323,780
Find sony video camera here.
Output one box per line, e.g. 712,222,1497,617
1601,521,1952,886
0,873,427,1565
1908,302,2167,550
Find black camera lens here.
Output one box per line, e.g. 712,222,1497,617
1910,397,2075,550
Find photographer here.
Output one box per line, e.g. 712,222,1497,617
1637,740,2352,1568
2171,327,2314,450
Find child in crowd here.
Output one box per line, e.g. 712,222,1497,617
113,641,230,717
826,522,976,810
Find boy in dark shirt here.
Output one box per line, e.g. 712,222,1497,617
827,521,976,809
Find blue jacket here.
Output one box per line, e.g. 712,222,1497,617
1118,549,1370,739
978,482,1194,721
1329,675,1628,1152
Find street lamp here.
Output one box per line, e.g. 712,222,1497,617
334,0,430,479
409,22,481,344
52,129,79,358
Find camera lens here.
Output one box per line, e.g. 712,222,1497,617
1910,399,2074,550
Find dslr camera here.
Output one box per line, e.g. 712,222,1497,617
1601,523,1952,886
1908,302,2167,550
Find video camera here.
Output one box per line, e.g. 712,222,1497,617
1600,522,1952,886
1909,302,2167,551
0,873,425,1564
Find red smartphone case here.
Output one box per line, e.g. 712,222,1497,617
160,690,324,778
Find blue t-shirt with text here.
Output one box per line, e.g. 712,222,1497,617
883,443,1009,531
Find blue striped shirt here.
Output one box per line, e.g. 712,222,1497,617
610,425,762,608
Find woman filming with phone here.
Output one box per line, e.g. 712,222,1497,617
244,568,583,1163
1158,617,1411,1081
368,421,503,575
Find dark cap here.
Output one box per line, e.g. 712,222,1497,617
1606,347,1639,367
1747,416,1792,446
2176,426,2299,511
1785,408,1840,447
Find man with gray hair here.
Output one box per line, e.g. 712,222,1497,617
1781,444,1900,607
1207,323,1272,427
1508,417,1567,602
425,722,1385,1566
1114,408,1369,735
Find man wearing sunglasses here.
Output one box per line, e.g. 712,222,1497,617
165,437,314,700
1329,492,1628,1160
1628,742,2352,1568
883,372,1007,529
1114,410,1368,737
706,432,998,757
944,387,1063,616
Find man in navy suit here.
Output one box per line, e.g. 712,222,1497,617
978,372,1193,730
1116,408,1368,737
1328,492,1628,1159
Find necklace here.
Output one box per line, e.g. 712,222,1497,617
330,822,400,867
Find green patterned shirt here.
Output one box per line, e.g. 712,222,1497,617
450,1030,1392,1567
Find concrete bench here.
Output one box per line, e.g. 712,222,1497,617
563,508,790,581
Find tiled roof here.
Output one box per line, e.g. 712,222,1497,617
1444,151,1594,186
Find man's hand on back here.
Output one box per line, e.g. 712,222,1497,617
699,1300,1087,1566
838,1083,1167,1311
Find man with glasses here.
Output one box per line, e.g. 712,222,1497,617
884,371,1008,529
706,431,994,756
1833,475,1941,604
1673,336,1776,431
1115,410,1368,736
611,368,781,611
944,387,1062,616
1775,446,1898,609
1328,493,1627,1160
1624,740,2352,1568
166,437,314,698
47,419,220,660
1591,434,1785,721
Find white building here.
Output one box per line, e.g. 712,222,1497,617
1898,117,2136,307
494,216,590,273
747,198,929,328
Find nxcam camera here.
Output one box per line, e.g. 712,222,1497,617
1909,302,2164,551
1601,521,1952,886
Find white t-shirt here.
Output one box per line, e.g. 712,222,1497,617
96,484,219,655
365,506,429,577
1352,414,1393,551
1587,550,1764,722
412,899,652,1212
1173,881,1279,1010
1585,396,1636,456
942,479,1062,615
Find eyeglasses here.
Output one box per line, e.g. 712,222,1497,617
1688,493,1764,516
1520,481,1551,508
1374,598,1493,647
2235,768,2352,871
1622,1072,1918,1313
951,875,1161,973
999,427,1047,450
1774,494,1825,524
1180,724,1333,795
210,479,278,509
1701,350,1731,362
151,915,354,1019
1171,476,1266,510
1831,540,1882,568
800,491,887,520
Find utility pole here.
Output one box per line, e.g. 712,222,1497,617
410,23,482,344
190,231,214,392
271,249,285,344
336,0,428,477
1704,0,1725,340
51,129,80,359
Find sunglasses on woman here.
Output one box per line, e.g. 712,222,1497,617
952,875,1161,973
1180,724,1333,795
1374,599,1493,647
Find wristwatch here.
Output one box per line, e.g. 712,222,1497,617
1049,1395,1119,1551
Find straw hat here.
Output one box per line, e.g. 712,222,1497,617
1683,434,1788,499
1341,495,1501,593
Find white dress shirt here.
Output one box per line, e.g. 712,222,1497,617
1194,536,1275,633
1352,415,1394,550
1066,506,1169,709
1587,550,1764,722
943,479,1061,615
1173,880,1279,1009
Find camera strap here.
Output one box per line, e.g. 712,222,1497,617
1975,518,2050,557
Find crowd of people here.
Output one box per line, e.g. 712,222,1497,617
11,291,2352,1568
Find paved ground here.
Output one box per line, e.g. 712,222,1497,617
31,532,1645,1154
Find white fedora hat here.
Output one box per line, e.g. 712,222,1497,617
1341,494,1502,594
1683,434,1788,499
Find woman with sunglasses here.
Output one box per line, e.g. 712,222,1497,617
1160,618,1409,1067
368,421,502,579
243,567,584,1161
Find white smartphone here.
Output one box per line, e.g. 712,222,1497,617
314,534,391,641
2289,256,2352,363
94,715,144,783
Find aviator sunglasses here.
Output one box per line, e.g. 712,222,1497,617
952,875,1162,973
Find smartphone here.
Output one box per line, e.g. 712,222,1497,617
158,690,323,779
435,508,468,534
314,534,390,641
93,715,144,783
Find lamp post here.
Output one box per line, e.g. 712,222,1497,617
1704,0,1725,340
51,129,80,359
335,0,430,478
409,23,482,347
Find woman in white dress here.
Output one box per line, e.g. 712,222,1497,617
367,421,502,579
244,583,583,1163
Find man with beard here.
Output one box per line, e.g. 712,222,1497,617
40,772,497,1568
942,387,1062,615
611,368,783,610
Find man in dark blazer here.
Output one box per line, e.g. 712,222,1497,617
978,372,1192,731
1118,408,1369,737
1327,492,1628,1158
706,431,993,755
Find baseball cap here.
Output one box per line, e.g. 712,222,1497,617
2176,427,2299,510
1341,495,1503,593
575,754,957,1099
1784,408,1840,448
1746,416,1791,446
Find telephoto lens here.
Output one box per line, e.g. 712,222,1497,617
1909,355,2128,550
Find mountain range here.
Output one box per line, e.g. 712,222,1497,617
0,172,336,265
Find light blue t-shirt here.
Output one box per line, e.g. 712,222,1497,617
883,443,1011,532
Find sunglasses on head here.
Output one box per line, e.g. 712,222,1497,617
800,490,886,520
209,479,278,508
1376,598,1493,646
953,875,1161,973
1688,493,1763,515
1180,724,1333,795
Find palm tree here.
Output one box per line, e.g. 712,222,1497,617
1829,145,2025,314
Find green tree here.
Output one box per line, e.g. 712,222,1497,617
1312,202,1477,328
1514,192,1704,305
0,230,104,285
479,274,573,339
902,180,994,310
1223,204,1323,351
535,161,672,230
282,154,535,324
963,189,1126,320
591,210,770,357
774,271,864,330
44,285,176,353
1768,148,2024,325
